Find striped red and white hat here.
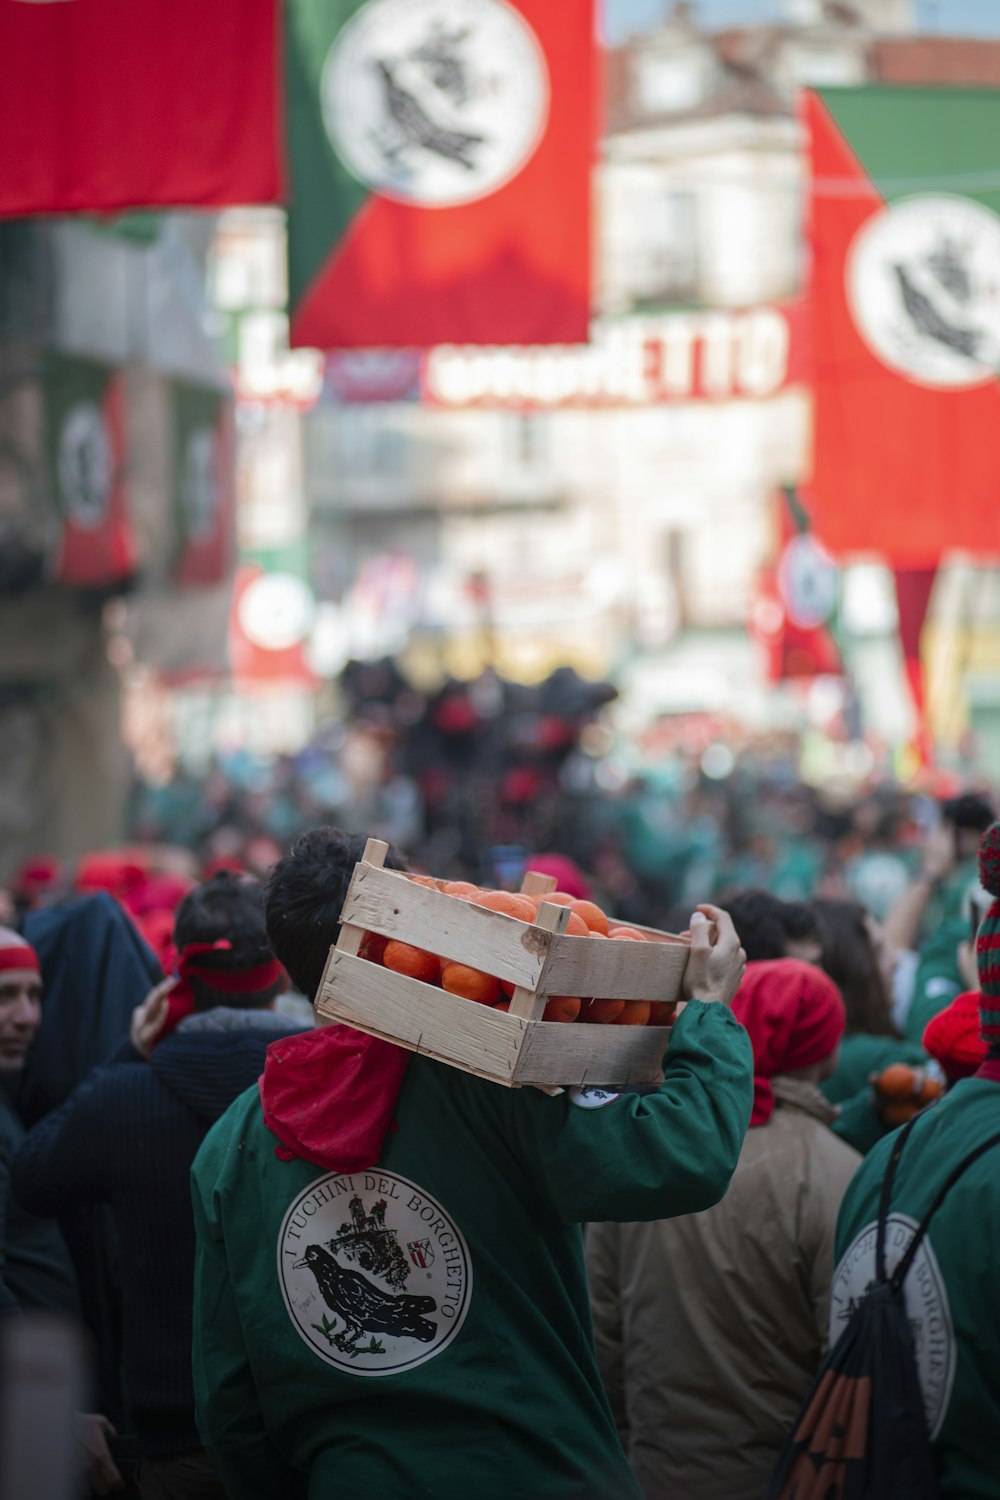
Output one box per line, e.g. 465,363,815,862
977,823,1000,1045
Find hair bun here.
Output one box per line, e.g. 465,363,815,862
979,822,1000,898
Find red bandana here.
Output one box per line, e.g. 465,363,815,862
259,1026,411,1172
155,941,285,1044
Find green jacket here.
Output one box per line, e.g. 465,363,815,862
191,1001,753,1500
833,1077,1000,1498
821,1031,927,1106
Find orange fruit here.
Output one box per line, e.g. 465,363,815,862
542,995,581,1023
493,999,511,1013
541,891,576,907
613,1001,652,1026
442,881,481,899
383,941,440,985
473,891,536,922
570,899,610,935
609,926,647,941
877,1063,918,1100
581,997,625,1024
359,931,388,965
440,963,501,1005
563,910,590,936
407,874,439,889
648,1001,678,1026
920,1075,945,1104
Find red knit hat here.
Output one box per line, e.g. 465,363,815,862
731,959,846,1126
923,990,986,1082
976,822,1000,1045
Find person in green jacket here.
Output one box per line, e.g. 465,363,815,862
830,821,1000,1498
190,828,753,1500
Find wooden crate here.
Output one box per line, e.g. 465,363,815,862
315,839,690,1089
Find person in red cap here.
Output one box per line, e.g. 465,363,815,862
831,820,1000,1497
189,828,753,1500
588,958,861,1500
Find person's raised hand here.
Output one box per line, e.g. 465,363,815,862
682,904,747,1007
129,976,176,1058
76,1413,124,1496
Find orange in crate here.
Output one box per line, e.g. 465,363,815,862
570,900,610,935
383,941,440,986
613,1001,652,1027
542,995,582,1023
473,891,536,922
581,997,625,1024
441,963,501,1006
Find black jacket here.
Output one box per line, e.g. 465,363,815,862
12,1009,310,1458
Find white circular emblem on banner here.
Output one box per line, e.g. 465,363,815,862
278,1170,472,1376
58,402,112,530
238,574,315,652
180,427,219,543
321,0,550,207
847,194,1000,389
829,1213,956,1437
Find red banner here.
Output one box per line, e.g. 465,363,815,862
48,359,136,587
0,0,281,216
289,0,596,348
806,91,1000,564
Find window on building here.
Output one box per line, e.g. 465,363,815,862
628,190,699,305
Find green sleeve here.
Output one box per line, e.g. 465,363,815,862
904,918,965,1045
190,1144,307,1500
514,1000,754,1224
831,1088,887,1156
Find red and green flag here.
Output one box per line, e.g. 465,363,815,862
0,0,281,216
805,86,1000,565
45,354,136,587
171,384,235,587
286,0,596,348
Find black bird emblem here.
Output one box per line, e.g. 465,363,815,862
374,59,483,169
296,1243,438,1349
894,263,982,360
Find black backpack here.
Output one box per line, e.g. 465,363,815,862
767,1112,1000,1500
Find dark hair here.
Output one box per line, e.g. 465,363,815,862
173,872,279,1012
812,898,896,1037
942,792,995,834
721,888,820,964
263,828,409,1001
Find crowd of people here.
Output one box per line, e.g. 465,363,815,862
1,763,999,1498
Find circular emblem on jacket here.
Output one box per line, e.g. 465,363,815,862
320,0,550,207
829,1213,956,1437
847,194,1000,389
277,1170,473,1376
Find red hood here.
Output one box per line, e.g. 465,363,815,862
259,1026,411,1171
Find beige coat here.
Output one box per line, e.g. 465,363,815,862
586,1079,861,1500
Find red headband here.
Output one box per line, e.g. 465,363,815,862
0,944,41,975
176,941,284,995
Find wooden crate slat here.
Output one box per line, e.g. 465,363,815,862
317,950,527,1080
511,1019,672,1087
542,934,688,1000
341,864,549,990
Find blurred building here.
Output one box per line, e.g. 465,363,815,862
0,215,233,874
